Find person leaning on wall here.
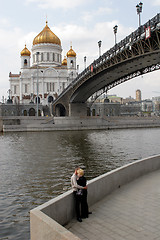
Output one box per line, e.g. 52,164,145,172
77,169,92,219
71,168,87,222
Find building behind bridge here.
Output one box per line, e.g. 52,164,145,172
1,90,160,117
89,90,160,117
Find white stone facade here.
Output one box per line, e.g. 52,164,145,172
9,23,77,105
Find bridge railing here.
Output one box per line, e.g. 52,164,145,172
55,13,160,102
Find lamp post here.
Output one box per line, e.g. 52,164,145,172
7,89,12,99
98,40,102,57
77,65,79,75
36,52,40,117
84,56,87,69
7,89,12,103
136,2,143,27
77,65,79,71
113,25,118,45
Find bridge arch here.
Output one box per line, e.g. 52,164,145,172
55,103,66,116
53,14,160,117
70,53,160,103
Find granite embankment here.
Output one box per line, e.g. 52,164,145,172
30,154,160,240
1,116,160,132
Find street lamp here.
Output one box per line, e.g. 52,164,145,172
36,52,40,117
77,65,79,75
98,40,102,57
113,25,118,45
7,89,12,103
136,2,143,27
84,56,87,69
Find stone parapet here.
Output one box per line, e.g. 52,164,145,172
30,154,160,240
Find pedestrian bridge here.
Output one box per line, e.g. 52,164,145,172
53,13,160,117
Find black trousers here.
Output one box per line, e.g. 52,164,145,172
73,191,81,219
73,191,88,219
81,191,88,218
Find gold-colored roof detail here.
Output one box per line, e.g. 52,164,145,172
33,21,61,46
21,44,31,56
67,45,76,57
62,56,67,66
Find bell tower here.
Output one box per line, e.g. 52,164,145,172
20,44,31,69
66,45,76,70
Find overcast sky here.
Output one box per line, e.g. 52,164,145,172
0,0,160,100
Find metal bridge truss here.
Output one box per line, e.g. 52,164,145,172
89,63,160,106
83,14,160,104
54,14,160,107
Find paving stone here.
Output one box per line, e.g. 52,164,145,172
65,169,160,240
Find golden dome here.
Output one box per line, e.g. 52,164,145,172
21,44,31,56
33,21,61,46
62,56,67,66
67,46,76,57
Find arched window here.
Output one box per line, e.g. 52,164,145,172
70,60,74,67
24,59,27,65
23,110,27,116
35,96,40,104
29,108,35,116
53,53,55,61
41,53,43,61
48,96,54,103
47,52,49,61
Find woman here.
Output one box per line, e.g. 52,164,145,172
71,168,87,222
77,169,89,218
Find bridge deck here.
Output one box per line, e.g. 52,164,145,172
65,169,160,240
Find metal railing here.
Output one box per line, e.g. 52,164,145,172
55,13,160,102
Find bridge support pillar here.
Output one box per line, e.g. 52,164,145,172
69,103,87,116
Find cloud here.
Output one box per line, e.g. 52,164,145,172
0,18,11,27
0,23,37,99
152,0,160,5
25,0,86,9
52,21,133,73
82,7,113,23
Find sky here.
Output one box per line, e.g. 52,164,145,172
0,0,160,101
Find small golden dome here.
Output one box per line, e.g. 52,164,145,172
33,21,61,46
67,46,76,57
21,44,31,56
62,56,67,66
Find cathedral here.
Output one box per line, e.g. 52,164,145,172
9,21,77,106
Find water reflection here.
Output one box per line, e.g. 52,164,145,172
0,128,160,239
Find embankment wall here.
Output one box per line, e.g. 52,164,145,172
2,116,160,132
30,154,160,240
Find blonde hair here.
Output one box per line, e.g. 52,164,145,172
77,168,84,176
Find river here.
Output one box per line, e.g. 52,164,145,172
0,128,160,239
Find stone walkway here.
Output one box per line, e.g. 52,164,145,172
65,170,160,240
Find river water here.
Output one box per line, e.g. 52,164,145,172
0,128,160,239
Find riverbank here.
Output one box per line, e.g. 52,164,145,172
30,154,160,240
1,116,160,132
1,129,160,239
